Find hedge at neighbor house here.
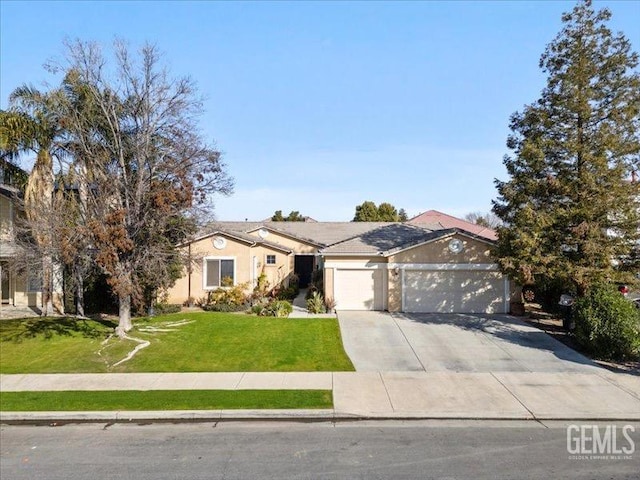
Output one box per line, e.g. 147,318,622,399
573,285,640,360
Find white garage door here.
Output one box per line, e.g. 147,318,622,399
403,270,507,313
334,269,384,310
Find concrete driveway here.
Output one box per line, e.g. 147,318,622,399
337,311,599,373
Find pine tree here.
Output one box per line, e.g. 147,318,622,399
353,201,381,221
493,0,640,296
352,201,406,221
377,202,399,221
271,210,285,221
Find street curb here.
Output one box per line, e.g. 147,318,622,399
3,410,640,425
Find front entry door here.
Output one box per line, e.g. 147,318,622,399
0,262,10,304
294,255,314,288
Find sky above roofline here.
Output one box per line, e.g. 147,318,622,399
2,1,638,221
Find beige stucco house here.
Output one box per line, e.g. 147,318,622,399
166,212,518,314
0,183,43,309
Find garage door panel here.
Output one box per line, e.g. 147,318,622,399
404,270,505,313
335,269,384,311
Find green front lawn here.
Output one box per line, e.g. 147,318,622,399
0,390,333,411
0,312,354,373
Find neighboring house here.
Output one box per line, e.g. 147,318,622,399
407,209,498,240
166,212,518,314
0,171,42,309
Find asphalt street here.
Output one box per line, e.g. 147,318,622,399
2,421,639,479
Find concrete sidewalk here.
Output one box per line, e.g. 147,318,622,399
2,370,640,422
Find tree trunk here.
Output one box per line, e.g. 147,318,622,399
115,293,132,338
41,254,54,316
74,263,85,317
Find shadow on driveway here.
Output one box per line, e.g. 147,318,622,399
392,313,598,372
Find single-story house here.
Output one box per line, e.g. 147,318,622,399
166,211,519,314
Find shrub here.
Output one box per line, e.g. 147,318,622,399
308,268,324,293
250,273,271,305
573,284,640,360
307,291,325,314
536,276,575,313
153,303,182,315
182,297,195,307
288,273,300,289
259,300,293,317
195,296,209,308
276,285,299,301
324,296,336,313
199,283,250,312
202,302,248,312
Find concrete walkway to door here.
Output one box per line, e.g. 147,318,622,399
337,311,600,373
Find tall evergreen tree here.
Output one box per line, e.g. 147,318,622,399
271,210,305,221
353,201,380,221
377,202,399,221
352,201,406,221
493,0,640,296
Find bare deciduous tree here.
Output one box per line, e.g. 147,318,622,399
464,212,502,229
60,40,233,336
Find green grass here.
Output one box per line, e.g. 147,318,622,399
0,390,333,411
0,312,354,373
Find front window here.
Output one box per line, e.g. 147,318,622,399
27,268,42,292
204,258,235,288
266,254,276,265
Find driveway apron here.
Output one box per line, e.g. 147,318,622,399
337,311,600,373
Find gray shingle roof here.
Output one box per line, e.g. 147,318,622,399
185,229,293,253
204,221,396,247
320,224,456,255
192,220,494,255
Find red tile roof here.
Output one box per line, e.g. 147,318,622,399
407,210,497,240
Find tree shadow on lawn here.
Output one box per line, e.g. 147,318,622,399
0,316,117,343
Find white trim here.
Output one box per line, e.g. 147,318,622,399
202,256,236,290
320,252,384,257
325,262,499,271
179,230,292,253
324,261,387,269
246,226,324,248
388,263,499,271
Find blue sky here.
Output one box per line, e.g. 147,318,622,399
1,1,639,221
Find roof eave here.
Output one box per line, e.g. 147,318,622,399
319,251,385,257
381,228,496,256
245,225,326,248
